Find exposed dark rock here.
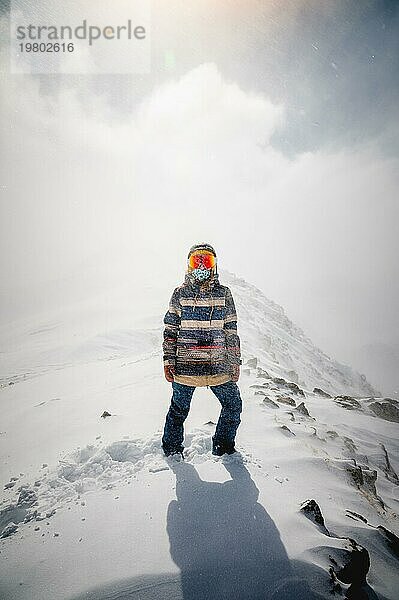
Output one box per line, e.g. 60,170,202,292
377,525,399,559
331,539,370,586
295,402,312,418
276,395,296,407
17,488,37,508
0,522,18,538
300,499,329,534
334,396,361,410
345,510,368,524
329,570,343,596
336,395,358,402
256,367,271,378
380,443,399,485
286,382,305,396
246,357,258,369
273,377,287,385
24,510,38,523
309,427,327,442
313,387,332,398
250,383,269,390
345,462,384,507
346,463,369,489
101,411,112,418
254,390,268,396
262,397,279,409
369,401,399,423
300,499,325,526
343,437,357,454
280,425,295,436
346,512,399,560
383,397,399,406
302,503,377,598
204,421,216,426
327,430,339,439
327,543,377,600
4,480,16,490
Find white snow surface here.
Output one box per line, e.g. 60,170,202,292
0,269,397,600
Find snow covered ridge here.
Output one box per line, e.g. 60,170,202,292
1,268,376,400
222,269,377,398
0,349,398,598
1,268,396,598
1,382,396,531
1,377,398,599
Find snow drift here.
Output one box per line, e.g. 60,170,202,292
0,269,397,600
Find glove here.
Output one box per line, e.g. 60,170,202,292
231,364,240,382
164,365,175,382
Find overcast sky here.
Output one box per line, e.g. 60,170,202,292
1,0,398,394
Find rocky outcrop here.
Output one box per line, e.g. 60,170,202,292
17,487,37,508
334,396,361,410
256,367,271,378
369,401,399,423
377,525,399,559
329,538,370,587
273,377,287,385
250,383,270,390
300,500,375,599
295,402,312,418
344,461,384,508
276,395,296,407
286,382,305,396
0,522,18,538
380,443,399,485
280,425,295,436
261,396,279,408
313,387,332,398
246,357,258,369
300,499,329,533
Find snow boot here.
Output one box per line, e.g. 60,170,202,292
212,441,236,456
163,445,185,460
165,451,185,463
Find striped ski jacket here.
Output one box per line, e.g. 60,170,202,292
162,272,242,377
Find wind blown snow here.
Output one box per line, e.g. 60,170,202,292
0,270,398,600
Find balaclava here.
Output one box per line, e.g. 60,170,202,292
187,243,217,283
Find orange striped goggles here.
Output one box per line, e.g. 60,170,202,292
188,251,216,270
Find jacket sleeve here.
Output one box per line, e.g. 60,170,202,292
224,287,242,367
162,287,182,367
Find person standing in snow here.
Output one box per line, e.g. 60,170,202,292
161,243,242,458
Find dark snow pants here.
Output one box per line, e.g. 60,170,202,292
162,380,242,454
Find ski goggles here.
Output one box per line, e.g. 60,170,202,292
188,252,216,270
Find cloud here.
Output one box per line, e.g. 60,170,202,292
0,61,398,394
0,62,286,285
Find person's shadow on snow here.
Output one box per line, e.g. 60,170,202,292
167,456,315,600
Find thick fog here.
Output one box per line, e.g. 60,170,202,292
1,1,398,394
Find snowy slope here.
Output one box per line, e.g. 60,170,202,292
222,270,377,398
0,271,397,600
0,268,377,397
